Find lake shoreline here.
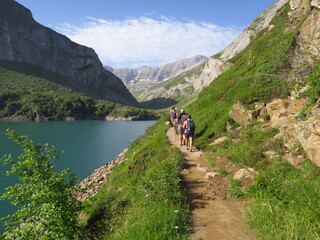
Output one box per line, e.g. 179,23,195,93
76,148,128,202
0,115,159,122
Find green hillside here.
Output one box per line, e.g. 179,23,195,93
189,3,295,149
1,2,320,239
185,3,320,239
83,3,320,239
0,65,157,120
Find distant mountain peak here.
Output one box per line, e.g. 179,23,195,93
107,55,208,85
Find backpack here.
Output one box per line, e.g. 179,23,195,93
186,120,195,133
171,111,177,119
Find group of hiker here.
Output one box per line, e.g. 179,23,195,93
170,108,195,152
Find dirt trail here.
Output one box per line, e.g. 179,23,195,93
166,127,255,240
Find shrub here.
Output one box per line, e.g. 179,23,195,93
0,130,84,239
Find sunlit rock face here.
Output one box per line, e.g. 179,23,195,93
0,0,138,106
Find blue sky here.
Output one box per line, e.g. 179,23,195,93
15,0,277,68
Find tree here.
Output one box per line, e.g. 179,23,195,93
0,130,84,239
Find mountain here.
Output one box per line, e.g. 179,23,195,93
2,0,320,239
0,0,138,106
193,0,289,91
106,55,208,85
124,0,289,109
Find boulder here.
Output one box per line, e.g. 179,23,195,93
285,153,305,167
280,120,320,167
311,0,320,9
266,98,304,128
229,103,252,126
290,0,302,10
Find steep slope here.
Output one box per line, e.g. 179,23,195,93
108,55,208,85
194,0,290,90
121,0,289,110
76,0,320,239
182,1,320,238
0,66,157,120
0,0,138,106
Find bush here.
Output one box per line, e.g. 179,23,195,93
0,130,84,239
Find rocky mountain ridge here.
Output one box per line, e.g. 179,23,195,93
194,0,290,91
123,0,290,109
0,0,138,106
106,55,208,85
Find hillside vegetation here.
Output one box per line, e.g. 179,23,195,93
0,65,157,120
79,3,319,239
184,3,320,239
81,118,189,239
1,1,320,240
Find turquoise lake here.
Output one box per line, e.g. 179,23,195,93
0,120,156,233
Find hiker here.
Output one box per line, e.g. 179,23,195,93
175,108,188,146
182,114,195,152
169,108,177,126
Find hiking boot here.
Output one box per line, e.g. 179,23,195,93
190,148,192,152
187,147,189,150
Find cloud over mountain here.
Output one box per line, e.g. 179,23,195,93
55,16,242,68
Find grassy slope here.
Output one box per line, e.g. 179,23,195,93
83,118,189,239
81,3,319,239
188,3,295,149
183,3,319,239
0,65,157,120
80,3,320,239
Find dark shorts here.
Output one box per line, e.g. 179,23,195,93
185,132,194,138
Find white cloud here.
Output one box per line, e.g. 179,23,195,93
54,16,242,68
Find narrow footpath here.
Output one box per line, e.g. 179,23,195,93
166,127,255,240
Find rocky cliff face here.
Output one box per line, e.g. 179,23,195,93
107,55,208,85
194,0,290,91
114,0,289,109
0,0,138,106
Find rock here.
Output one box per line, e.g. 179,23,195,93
110,55,208,85
0,1,138,106
76,148,128,201
181,169,190,175
229,102,252,126
266,98,304,128
252,103,267,118
290,0,302,10
263,150,278,159
205,172,218,179
210,136,229,145
280,120,320,167
193,0,288,91
311,0,320,8
285,153,305,167
234,168,256,180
